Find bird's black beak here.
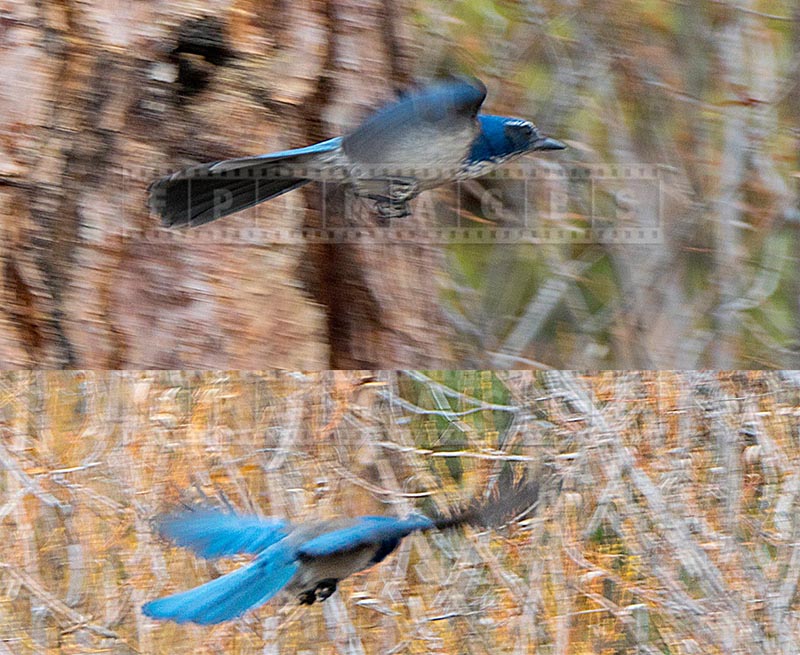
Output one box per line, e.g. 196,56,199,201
532,136,567,151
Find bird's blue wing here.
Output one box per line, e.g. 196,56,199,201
156,508,291,559
142,541,299,624
297,515,433,560
342,78,486,164
208,137,343,173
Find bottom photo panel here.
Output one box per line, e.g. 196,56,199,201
1,370,797,655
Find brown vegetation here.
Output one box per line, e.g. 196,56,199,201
1,370,799,653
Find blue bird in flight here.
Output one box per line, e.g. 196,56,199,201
142,478,539,624
148,78,565,227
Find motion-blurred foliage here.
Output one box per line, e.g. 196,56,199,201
2,370,800,654
416,0,800,368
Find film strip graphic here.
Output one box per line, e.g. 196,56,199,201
122,163,664,245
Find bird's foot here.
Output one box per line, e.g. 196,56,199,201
314,578,338,602
298,579,338,605
353,177,416,222
374,199,411,221
298,589,316,605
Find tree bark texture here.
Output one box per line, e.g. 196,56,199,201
0,0,453,368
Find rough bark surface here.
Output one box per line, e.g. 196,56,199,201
0,0,449,368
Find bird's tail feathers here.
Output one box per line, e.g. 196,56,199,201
432,473,539,532
149,158,309,228
141,542,299,624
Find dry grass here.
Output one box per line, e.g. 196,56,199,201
1,371,799,654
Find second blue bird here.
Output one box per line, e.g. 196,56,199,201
142,478,539,624
149,78,565,227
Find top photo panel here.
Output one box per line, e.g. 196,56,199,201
1,0,798,369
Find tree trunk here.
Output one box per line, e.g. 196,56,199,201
0,0,451,368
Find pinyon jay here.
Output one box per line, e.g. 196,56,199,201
142,478,538,624
148,77,565,227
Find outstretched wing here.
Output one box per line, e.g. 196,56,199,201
156,508,291,559
142,541,298,624
342,78,486,165
206,137,344,173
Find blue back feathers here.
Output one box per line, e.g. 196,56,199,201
298,515,434,560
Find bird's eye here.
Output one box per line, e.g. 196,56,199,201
505,122,535,150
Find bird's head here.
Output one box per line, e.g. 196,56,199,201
469,114,565,166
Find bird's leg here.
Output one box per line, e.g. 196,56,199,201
377,178,417,220
374,198,411,221
351,177,418,221
314,579,338,602
384,179,418,204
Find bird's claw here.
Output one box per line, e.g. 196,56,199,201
297,589,316,605
352,177,416,222
298,579,338,606
374,199,411,221
315,579,338,602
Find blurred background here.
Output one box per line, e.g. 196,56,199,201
2,370,800,654
0,0,798,369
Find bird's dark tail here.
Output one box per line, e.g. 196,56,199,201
148,159,310,228
432,473,540,532
149,137,344,228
